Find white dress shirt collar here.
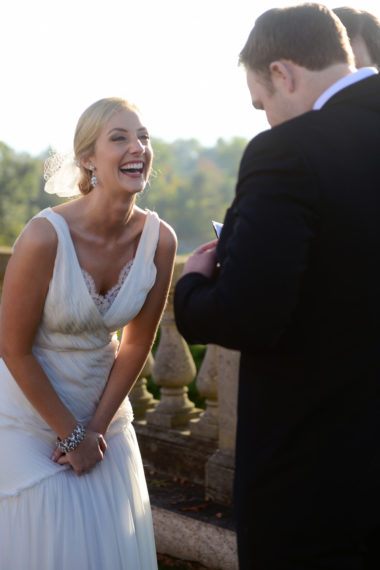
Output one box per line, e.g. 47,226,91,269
313,67,378,110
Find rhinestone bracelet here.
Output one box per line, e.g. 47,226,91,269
56,424,86,453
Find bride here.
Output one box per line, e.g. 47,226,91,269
0,97,177,569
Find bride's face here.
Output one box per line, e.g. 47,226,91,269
88,109,152,195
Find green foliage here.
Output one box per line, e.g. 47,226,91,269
136,136,248,253
0,143,61,247
0,137,248,253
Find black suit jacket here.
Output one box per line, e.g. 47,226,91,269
174,75,380,564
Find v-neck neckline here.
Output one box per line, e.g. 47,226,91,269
46,207,151,319
80,259,134,316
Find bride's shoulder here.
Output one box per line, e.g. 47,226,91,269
155,218,177,259
13,215,58,260
136,206,177,249
158,219,177,251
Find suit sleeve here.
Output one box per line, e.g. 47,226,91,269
174,130,319,352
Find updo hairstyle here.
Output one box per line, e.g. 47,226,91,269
74,97,139,195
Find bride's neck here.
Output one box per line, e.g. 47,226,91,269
79,192,136,237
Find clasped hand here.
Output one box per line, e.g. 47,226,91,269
51,429,107,476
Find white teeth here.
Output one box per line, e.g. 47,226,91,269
121,162,143,170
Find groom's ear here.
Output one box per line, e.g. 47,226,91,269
269,60,296,93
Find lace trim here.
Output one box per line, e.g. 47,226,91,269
81,259,134,315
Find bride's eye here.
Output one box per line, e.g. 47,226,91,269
111,135,126,142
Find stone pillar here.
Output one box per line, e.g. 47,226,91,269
146,260,202,428
129,352,157,420
190,344,218,440
206,347,240,505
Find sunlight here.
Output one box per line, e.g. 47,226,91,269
1,0,379,155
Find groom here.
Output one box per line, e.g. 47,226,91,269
174,4,380,569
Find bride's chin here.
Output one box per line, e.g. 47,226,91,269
119,175,146,190
123,185,146,197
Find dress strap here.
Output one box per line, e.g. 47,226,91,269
31,207,74,250
134,210,160,268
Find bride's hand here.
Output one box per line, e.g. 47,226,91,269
51,430,107,476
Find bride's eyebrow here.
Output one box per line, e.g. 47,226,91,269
108,128,128,134
107,127,149,134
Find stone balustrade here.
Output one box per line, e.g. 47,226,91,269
131,258,239,507
146,260,201,428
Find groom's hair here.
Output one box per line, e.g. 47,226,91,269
239,3,354,79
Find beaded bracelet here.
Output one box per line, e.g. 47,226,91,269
56,424,86,453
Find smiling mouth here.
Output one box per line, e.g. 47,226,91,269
120,162,144,175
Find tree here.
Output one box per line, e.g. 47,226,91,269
0,137,248,252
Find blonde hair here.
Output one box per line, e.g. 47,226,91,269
74,97,140,195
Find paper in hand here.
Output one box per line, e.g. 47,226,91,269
212,220,223,238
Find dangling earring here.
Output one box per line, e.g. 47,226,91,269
90,165,98,188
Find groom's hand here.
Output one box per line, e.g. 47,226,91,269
181,240,218,279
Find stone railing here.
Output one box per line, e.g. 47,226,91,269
131,258,240,505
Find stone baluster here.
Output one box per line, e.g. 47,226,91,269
205,347,240,505
129,352,157,420
190,344,218,440
146,260,202,428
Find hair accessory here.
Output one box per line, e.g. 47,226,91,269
90,165,98,188
56,424,86,453
44,151,81,197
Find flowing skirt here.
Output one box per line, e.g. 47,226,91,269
0,425,158,570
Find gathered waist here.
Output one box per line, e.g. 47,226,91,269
0,357,133,434
33,336,118,353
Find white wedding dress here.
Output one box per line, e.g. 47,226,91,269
0,207,159,570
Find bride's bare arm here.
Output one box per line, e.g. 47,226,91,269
0,219,104,475
87,221,177,436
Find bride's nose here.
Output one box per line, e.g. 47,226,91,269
129,136,145,155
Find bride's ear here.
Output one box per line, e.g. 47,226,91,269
80,156,93,171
